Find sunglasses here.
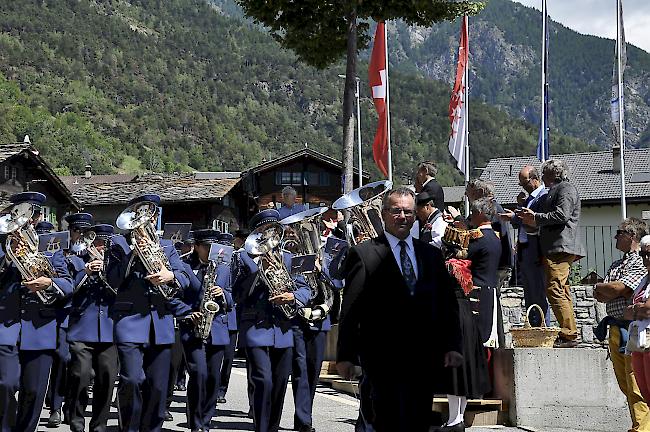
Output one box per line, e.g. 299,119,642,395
616,229,632,238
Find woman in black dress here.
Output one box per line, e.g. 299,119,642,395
436,197,501,432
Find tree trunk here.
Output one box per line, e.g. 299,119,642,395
342,4,357,194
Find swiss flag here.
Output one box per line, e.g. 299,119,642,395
369,22,389,177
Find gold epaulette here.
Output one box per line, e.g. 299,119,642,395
468,228,484,240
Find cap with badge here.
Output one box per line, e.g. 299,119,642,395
91,224,114,240
128,193,161,207
34,221,54,234
217,232,234,245
65,212,93,230
193,229,221,244
10,191,46,206
249,209,280,231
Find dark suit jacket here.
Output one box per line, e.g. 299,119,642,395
421,178,445,212
337,234,461,377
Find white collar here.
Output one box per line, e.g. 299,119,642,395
422,177,434,187
384,230,414,251
530,184,546,198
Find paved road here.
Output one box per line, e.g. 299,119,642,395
38,359,539,432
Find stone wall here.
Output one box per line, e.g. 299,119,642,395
500,284,607,348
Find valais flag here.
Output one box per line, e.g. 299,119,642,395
448,16,468,174
369,22,389,177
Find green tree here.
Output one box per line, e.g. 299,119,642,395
236,0,484,191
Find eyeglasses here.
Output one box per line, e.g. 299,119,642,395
616,229,632,238
640,251,650,260
386,207,415,218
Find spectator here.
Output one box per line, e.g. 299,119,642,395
415,191,447,249
594,218,649,431
278,186,306,219
414,161,445,212
499,165,549,326
519,158,585,347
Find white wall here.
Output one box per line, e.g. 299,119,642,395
580,203,649,227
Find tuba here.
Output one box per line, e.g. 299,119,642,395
0,203,59,304
195,260,227,339
281,207,334,323
116,201,178,300
332,180,393,245
245,222,298,319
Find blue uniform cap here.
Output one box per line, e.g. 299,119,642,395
34,221,54,234
217,232,234,245
91,224,114,240
10,192,46,206
193,229,221,244
128,193,161,207
249,209,280,230
64,212,93,229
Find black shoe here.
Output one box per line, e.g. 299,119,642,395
164,410,173,421
297,426,315,432
47,410,62,428
216,397,226,404
554,337,579,348
433,422,465,432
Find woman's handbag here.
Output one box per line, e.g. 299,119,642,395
626,321,650,353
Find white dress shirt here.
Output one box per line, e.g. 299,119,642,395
384,231,418,279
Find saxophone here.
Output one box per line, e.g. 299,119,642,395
0,203,59,304
116,201,178,300
195,260,227,339
245,222,298,319
281,206,334,323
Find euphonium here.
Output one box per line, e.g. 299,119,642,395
245,222,298,319
0,202,59,304
195,260,227,339
332,180,393,245
116,201,178,300
280,207,333,323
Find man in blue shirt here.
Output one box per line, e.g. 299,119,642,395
277,186,306,219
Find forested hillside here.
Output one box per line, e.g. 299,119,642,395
0,0,593,185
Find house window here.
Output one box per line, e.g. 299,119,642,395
41,206,55,223
319,172,330,186
11,167,17,182
3,166,9,180
276,171,302,186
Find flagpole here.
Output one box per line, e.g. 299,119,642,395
355,77,363,186
463,16,470,217
384,21,393,182
617,0,627,220
541,0,547,162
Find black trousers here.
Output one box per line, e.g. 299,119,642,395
246,346,292,432
0,344,19,431
68,341,118,432
47,326,71,414
291,328,326,428
218,330,237,398
17,349,55,432
166,329,184,408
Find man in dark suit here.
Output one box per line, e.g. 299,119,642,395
415,161,445,212
336,187,463,432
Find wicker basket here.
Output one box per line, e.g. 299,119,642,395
510,304,561,348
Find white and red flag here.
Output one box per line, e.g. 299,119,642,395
448,16,468,174
369,22,389,177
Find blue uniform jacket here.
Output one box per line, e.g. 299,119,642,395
57,253,86,329
232,250,310,349
179,256,234,346
0,245,73,350
109,238,190,345
67,248,120,343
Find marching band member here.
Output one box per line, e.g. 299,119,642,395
111,194,191,432
179,229,233,432
46,213,92,427
66,223,123,432
216,231,240,405
0,192,73,432
232,209,311,432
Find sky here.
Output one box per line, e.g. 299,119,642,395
510,0,650,53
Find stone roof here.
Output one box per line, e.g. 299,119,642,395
61,174,139,193
72,173,241,206
481,149,650,206
247,147,369,178
0,143,35,162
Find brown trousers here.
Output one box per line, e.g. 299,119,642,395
543,252,578,340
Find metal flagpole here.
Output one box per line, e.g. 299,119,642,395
384,21,393,182
541,0,547,162
617,0,627,220
355,77,363,186
464,16,470,217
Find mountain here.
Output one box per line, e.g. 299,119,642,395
386,0,650,149
0,0,592,186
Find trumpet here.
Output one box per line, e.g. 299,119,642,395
73,230,115,294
